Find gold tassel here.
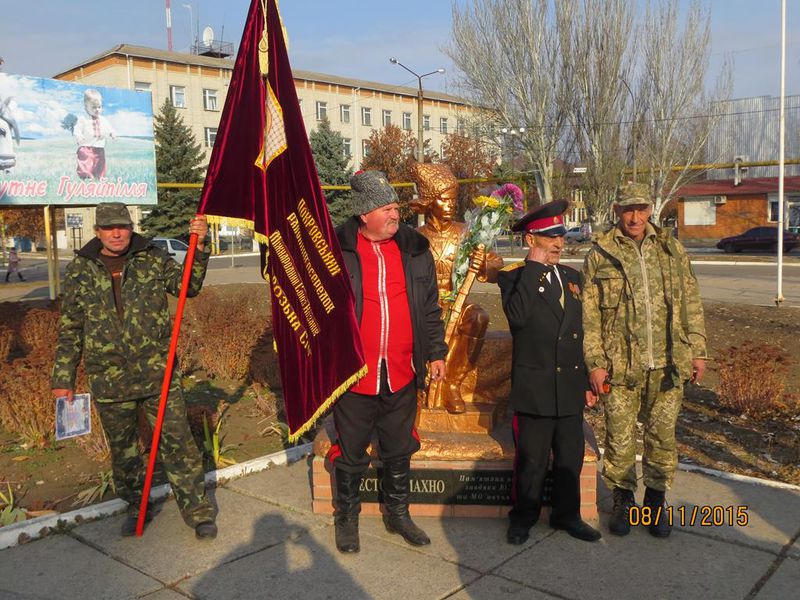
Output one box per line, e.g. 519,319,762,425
286,364,367,443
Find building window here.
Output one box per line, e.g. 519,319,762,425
340,104,351,124
768,193,800,222
362,139,370,157
134,81,151,92
423,115,430,131
361,107,372,126
683,197,716,226
203,89,218,111
382,110,392,127
316,101,327,121
440,117,448,134
402,112,412,130
440,143,447,160
204,127,218,148
342,138,352,158
170,85,186,108
457,119,466,135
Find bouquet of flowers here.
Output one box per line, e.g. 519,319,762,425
447,183,524,303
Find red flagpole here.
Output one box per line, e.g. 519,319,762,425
135,223,201,536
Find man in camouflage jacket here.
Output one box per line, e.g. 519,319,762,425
51,202,217,539
582,183,707,538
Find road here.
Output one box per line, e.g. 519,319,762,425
2,252,799,308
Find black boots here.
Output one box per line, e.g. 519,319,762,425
609,487,636,536
643,487,672,538
195,520,218,540
609,487,671,538
382,458,430,547
334,468,362,553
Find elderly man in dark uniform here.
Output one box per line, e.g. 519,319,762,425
498,200,601,545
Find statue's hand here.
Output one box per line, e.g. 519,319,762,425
472,245,488,280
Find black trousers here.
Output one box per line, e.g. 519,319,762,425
329,366,419,474
510,412,584,527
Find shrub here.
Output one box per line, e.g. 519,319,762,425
0,325,13,363
0,305,99,450
18,309,60,358
0,357,56,447
716,342,793,419
179,287,272,380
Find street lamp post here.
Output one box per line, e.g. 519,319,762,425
500,126,526,175
389,58,445,162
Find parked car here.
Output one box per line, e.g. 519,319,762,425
716,227,799,254
151,237,189,263
564,226,589,243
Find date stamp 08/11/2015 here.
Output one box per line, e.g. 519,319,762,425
628,505,750,527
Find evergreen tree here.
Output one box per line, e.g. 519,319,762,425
309,118,352,226
141,99,205,238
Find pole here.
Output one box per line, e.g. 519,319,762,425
620,78,636,180
0,214,7,268
165,0,173,51
43,206,56,300
776,0,785,307
51,208,60,296
416,78,424,163
136,226,200,536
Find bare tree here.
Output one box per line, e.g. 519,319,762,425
558,0,637,224
446,0,571,203
637,0,733,222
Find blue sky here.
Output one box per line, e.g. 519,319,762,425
2,0,799,99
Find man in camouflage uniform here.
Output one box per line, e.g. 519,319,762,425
51,202,217,539
582,183,707,538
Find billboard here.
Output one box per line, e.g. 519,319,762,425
0,73,157,206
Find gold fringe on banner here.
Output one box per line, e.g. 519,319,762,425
204,214,270,246
286,364,367,443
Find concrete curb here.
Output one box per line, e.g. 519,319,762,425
0,442,312,550
595,448,800,492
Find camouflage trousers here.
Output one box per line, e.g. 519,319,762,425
96,382,214,526
602,367,683,493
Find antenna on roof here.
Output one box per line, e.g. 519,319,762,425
165,0,174,51
202,26,214,47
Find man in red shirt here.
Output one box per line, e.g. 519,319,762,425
329,170,447,554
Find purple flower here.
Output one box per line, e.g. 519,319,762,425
491,183,524,212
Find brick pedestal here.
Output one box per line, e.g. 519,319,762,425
311,417,598,521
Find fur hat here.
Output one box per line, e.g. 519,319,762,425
349,170,399,216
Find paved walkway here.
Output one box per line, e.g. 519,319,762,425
1,457,798,599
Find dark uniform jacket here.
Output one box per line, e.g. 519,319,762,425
336,218,447,390
52,233,209,401
498,260,589,417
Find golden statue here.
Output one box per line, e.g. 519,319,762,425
410,163,504,414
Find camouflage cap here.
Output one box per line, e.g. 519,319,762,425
95,202,133,227
616,182,653,206
349,170,399,216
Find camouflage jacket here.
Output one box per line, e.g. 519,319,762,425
51,233,209,401
581,224,707,386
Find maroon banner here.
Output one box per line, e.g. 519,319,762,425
197,0,365,441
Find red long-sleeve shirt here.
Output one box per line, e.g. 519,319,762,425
350,232,414,395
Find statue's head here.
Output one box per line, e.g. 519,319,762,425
409,162,459,222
